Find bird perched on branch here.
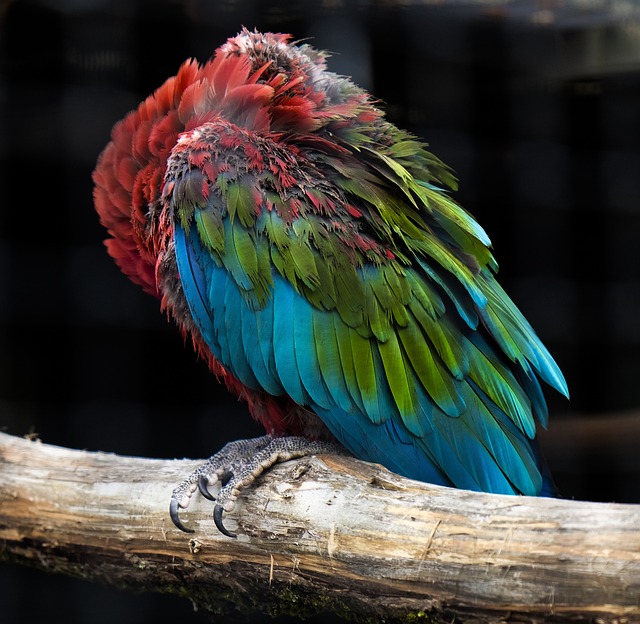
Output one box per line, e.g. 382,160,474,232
93,28,568,536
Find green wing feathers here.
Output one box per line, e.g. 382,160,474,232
169,115,567,495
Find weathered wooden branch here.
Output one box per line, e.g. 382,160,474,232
0,431,639,623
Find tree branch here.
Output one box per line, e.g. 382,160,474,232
0,430,638,623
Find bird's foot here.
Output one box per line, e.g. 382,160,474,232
169,435,341,537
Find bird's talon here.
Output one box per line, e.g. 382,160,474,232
214,503,237,538
170,498,195,534
198,474,216,501
168,436,340,536
219,468,233,487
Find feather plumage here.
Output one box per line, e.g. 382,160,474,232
94,28,568,497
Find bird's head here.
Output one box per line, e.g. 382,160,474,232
93,29,373,298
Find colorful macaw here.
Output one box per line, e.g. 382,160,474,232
93,29,568,536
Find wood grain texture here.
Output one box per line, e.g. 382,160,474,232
0,430,639,623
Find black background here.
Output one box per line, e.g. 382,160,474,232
2,1,640,622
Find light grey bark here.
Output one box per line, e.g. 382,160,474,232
0,430,639,623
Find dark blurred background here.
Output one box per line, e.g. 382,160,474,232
1,0,639,622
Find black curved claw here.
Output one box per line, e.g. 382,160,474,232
198,474,216,501
170,498,195,533
214,504,237,538
219,468,233,487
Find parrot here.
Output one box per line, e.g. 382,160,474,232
93,28,568,537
